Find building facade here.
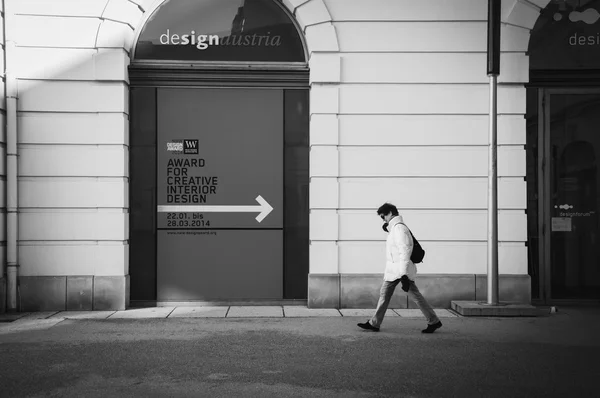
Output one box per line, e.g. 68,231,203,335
1,0,598,311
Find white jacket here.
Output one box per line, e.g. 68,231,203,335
384,215,417,282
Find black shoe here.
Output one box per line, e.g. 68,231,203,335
400,275,410,292
421,321,442,334
357,321,380,332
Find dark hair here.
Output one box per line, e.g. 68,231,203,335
377,203,398,216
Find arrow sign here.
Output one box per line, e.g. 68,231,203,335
157,195,274,223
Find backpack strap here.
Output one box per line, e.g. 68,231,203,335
396,222,415,243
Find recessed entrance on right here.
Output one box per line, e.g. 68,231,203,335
527,0,600,302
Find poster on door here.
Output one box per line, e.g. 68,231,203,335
155,88,283,230
158,142,217,229
552,217,572,232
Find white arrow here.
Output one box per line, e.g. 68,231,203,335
157,195,274,223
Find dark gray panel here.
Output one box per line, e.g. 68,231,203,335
0,278,5,313
129,87,157,301
283,89,309,299
157,88,283,229
157,230,283,300
155,87,284,300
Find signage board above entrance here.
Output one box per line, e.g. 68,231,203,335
530,1,600,70
134,0,305,63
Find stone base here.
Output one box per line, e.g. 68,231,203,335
18,275,130,312
0,277,5,313
451,300,543,317
308,274,339,308
475,275,531,303
308,274,532,309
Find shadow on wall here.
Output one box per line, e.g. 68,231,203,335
4,1,144,312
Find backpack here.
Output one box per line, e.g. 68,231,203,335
383,222,426,263
398,223,425,264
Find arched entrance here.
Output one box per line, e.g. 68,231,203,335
527,0,600,303
128,0,310,304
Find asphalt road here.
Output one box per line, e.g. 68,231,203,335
1,308,599,398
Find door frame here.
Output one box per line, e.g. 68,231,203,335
128,65,310,306
536,87,600,305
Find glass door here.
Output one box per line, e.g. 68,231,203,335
543,89,600,301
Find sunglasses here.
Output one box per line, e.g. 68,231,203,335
380,214,386,220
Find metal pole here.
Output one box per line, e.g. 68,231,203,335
487,74,499,305
485,0,501,306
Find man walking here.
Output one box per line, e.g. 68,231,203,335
357,203,442,333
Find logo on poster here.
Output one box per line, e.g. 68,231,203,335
184,139,199,154
167,139,199,155
167,140,184,153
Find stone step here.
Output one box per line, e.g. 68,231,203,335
451,300,544,317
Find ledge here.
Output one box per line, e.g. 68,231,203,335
451,300,545,317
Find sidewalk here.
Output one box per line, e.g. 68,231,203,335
1,306,460,321
1,306,598,397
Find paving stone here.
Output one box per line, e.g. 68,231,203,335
226,306,283,317
108,307,175,319
0,319,64,335
49,311,116,320
394,309,424,317
283,307,341,317
0,313,29,322
435,309,459,318
18,312,59,320
169,307,228,318
339,309,398,317
394,309,457,318
4,307,459,321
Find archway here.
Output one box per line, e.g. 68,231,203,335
127,0,312,304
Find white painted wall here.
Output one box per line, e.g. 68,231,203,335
9,0,140,276
5,0,545,281
306,0,543,276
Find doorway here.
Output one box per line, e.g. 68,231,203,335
527,88,600,303
127,0,310,304
129,85,309,303
526,0,600,304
